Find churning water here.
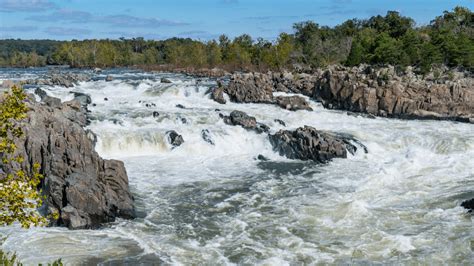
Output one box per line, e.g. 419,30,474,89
0,68,472,265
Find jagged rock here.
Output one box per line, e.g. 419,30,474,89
223,110,269,133
3,96,135,229
225,73,274,103
105,75,113,82
269,126,359,163
211,86,226,104
461,198,474,213
166,130,184,148
314,66,474,122
224,66,473,122
275,96,313,111
161,78,172,83
201,129,214,145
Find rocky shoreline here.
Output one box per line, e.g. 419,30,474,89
214,65,473,123
1,92,135,229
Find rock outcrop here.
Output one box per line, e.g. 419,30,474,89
223,66,474,122
275,96,313,111
225,73,274,103
314,66,474,122
269,126,359,163
26,72,91,88
3,95,135,229
211,85,226,104
222,110,269,133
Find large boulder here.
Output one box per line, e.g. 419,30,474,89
269,126,359,163
211,86,226,104
275,96,313,111
166,130,184,148
3,96,135,229
225,73,274,103
223,110,269,133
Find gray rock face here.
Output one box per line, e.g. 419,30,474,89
225,73,274,103
223,66,474,122
275,96,313,111
166,130,184,148
211,86,226,104
269,126,358,163
314,66,474,122
223,110,269,133
5,96,135,229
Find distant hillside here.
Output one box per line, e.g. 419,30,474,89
0,6,472,73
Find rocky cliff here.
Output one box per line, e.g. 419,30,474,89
2,94,135,229
219,66,474,122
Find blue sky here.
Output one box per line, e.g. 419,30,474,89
0,0,472,40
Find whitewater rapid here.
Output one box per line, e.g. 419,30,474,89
0,68,472,264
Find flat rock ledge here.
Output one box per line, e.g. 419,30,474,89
269,126,360,163
2,95,135,229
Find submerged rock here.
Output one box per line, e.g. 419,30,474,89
4,96,135,229
166,130,184,148
269,125,359,163
105,75,113,82
274,119,286,126
201,129,214,145
161,77,172,83
461,198,474,213
257,154,269,161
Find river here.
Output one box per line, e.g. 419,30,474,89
0,68,472,264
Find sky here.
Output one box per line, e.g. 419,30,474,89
0,0,472,40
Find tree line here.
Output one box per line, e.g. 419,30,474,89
0,6,472,73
